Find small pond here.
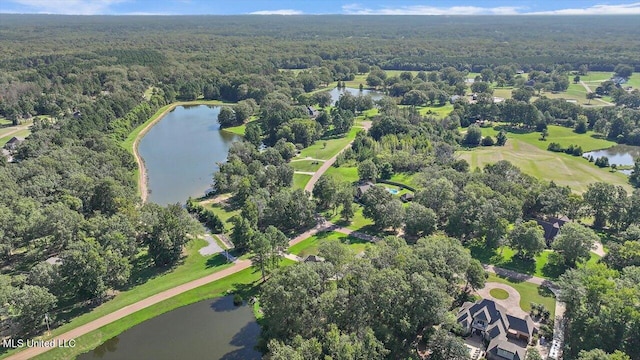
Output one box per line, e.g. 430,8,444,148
328,87,384,105
583,144,640,167
77,296,260,360
138,105,240,205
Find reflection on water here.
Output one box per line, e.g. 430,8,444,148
77,296,260,360
328,87,383,105
583,144,640,167
138,105,240,205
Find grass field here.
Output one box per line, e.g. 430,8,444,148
288,231,370,257
458,125,631,194
486,273,556,317
206,202,240,232
325,166,359,183
0,128,30,146
291,160,323,173
470,243,600,280
297,127,359,160
325,204,374,232
293,173,312,189
223,124,246,136
414,103,454,118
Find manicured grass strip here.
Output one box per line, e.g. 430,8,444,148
31,267,263,360
489,288,510,300
291,160,323,173
23,239,232,344
486,273,556,317
293,173,312,190
223,124,246,136
297,127,359,160
288,231,370,257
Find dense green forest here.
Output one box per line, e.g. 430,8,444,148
1,15,640,360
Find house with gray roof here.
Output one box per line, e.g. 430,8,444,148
457,299,536,360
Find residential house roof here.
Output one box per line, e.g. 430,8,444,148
487,336,526,360
303,254,325,263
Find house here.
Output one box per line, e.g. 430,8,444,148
303,254,325,263
535,215,570,246
516,70,525,75
306,106,319,118
4,136,24,151
524,80,535,87
356,181,375,199
400,193,414,202
457,299,536,360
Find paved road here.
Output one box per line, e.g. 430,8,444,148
4,259,252,360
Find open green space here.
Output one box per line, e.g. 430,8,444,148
493,88,513,100
293,173,312,189
458,125,631,194
0,117,12,126
414,103,454,118
470,243,601,280
291,160,323,173
0,128,30,146
489,288,510,300
10,239,233,356
325,165,359,183
297,127,359,160
486,273,556,317
288,231,370,257
325,204,374,232
205,202,240,231
387,172,419,188
223,124,246,136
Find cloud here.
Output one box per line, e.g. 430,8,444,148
342,2,640,15
342,3,522,15
249,9,303,15
529,2,640,15
7,0,127,15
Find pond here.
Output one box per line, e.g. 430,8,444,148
77,296,260,360
583,144,640,167
138,105,240,205
328,87,384,105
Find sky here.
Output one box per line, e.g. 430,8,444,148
1,0,640,16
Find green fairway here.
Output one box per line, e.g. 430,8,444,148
458,125,631,194
325,166,359,183
297,127,359,160
293,173,312,189
486,273,556,317
291,160,323,173
288,231,370,257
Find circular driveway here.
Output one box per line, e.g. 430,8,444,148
475,282,528,318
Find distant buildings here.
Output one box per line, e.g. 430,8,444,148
535,216,570,246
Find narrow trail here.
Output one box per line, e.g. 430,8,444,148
579,80,614,106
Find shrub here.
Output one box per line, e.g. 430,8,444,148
233,294,243,306
547,142,564,152
595,156,610,168
481,136,495,146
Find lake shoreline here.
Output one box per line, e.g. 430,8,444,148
129,100,234,203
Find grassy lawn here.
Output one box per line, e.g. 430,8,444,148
493,88,513,99
489,288,510,300
288,231,370,257
486,273,556,317
223,124,246,136
0,128,30,146
291,160,323,173
325,204,374,232
458,125,631,194
297,127,359,160
1,238,234,360
325,166,359,183
470,242,600,280
205,202,240,232
293,173,312,189
387,172,419,188
414,103,454,118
